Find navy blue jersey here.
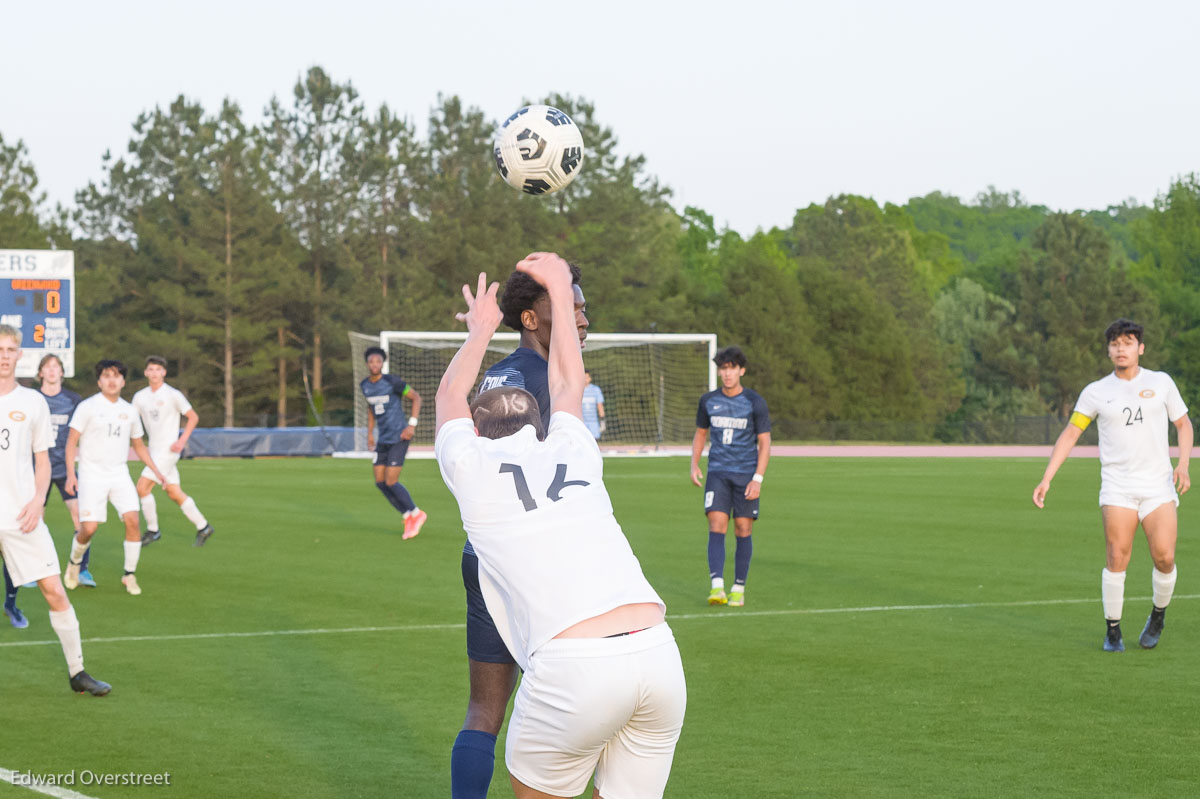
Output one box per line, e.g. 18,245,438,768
39,388,82,479
360,374,411,445
696,387,771,474
477,347,551,429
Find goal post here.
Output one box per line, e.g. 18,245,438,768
349,331,717,450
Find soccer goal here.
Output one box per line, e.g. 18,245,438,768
349,331,717,450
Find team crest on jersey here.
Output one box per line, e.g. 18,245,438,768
7,410,25,421
119,413,128,419
1139,389,1155,398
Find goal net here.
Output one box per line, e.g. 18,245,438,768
349,331,717,450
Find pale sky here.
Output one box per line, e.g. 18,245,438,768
4,0,1199,235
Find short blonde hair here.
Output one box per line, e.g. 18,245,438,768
0,324,20,345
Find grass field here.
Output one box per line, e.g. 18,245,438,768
1,454,1198,798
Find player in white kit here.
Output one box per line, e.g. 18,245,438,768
436,258,686,799
1034,319,1192,652
63,360,165,596
0,325,110,695
132,356,213,547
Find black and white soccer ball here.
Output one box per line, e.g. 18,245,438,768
493,105,585,195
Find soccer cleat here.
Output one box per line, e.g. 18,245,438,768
78,569,97,588
708,588,728,606
141,529,161,546
69,670,111,697
63,562,81,590
402,510,427,540
728,589,745,607
4,604,29,629
1139,608,1166,649
194,525,214,547
121,574,142,596
1103,622,1124,652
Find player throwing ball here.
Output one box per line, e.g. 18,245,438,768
436,257,686,799
1034,319,1192,652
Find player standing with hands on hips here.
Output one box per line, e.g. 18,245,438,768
1033,319,1192,652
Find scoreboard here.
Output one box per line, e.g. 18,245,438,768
0,250,75,378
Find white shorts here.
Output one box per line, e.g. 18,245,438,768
140,449,182,486
506,623,687,799
78,470,140,524
1099,485,1179,521
0,522,62,585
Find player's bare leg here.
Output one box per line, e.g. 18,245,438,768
706,510,729,604
136,476,162,544
464,660,518,735
1139,502,1179,648
730,516,754,606
120,510,143,595
510,775,572,799
64,521,100,589
1100,506,1139,651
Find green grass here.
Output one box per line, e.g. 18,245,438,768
1,455,1197,797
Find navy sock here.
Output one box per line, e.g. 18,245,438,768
3,562,15,607
388,482,416,513
451,729,496,799
734,534,753,586
375,481,408,514
708,532,726,581
80,541,91,572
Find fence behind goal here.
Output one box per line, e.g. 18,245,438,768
349,331,717,450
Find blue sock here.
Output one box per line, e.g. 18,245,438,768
708,532,726,581
734,534,753,586
3,563,15,608
375,481,408,514
388,482,416,513
80,541,91,572
451,729,496,799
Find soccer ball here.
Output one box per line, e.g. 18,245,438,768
493,105,585,195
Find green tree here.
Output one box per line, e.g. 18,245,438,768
0,132,52,248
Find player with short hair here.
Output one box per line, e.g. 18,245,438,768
449,261,588,799
582,369,606,440
690,346,772,607
0,324,110,694
1034,318,1192,651
132,356,214,547
360,346,426,539
437,258,685,799
63,360,165,596
38,354,92,581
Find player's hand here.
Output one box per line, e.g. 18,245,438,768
691,465,703,487
1032,480,1050,508
16,498,43,533
170,440,186,454
515,252,572,292
64,474,77,496
456,272,502,336
744,480,761,501
153,470,166,485
1174,464,1190,494
401,425,414,441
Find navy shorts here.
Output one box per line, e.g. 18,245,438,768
373,439,410,468
44,475,78,505
461,545,516,665
704,471,760,519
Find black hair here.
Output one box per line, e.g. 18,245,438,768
713,346,747,369
1104,319,1144,344
470,387,545,440
364,346,387,362
95,359,128,379
499,262,583,331
145,355,167,369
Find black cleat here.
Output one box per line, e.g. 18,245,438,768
1103,621,1124,652
1139,607,1166,649
69,670,111,696
141,529,161,546
194,525,213,547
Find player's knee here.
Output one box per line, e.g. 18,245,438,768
39,580,69,610
1153,553,1176,572
463,699,507,736
374,481,391,495
166,486,187,503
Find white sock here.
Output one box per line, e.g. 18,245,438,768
69,535,88,566
180,497,208,530
140,494,159,531
124,540,141,574
711,577,725,591
1102,568,1126,620
49,606,84,677
1152,566,1178,609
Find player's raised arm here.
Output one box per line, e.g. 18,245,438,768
436,273,502,434
515,252,583,418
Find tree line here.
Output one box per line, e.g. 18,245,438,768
3,66,1199,439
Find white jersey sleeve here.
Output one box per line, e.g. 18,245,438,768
1164,375,1188,422
1073,381,1100,421
434,418,483,494
68,396,94,436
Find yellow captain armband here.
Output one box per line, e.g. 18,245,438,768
1069,411,1093,431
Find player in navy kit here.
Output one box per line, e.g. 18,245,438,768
450,261,588,799
690,346,772,607
359,347,425,539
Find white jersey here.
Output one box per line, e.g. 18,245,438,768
1074,368,1188,494
70,394,144,475
436,412,664,672
132,383,192,450
0,386,52,530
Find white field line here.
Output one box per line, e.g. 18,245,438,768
0,594,1195,649
0,768,98,799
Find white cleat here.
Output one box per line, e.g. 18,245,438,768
63,562,81,590
121,574,142,596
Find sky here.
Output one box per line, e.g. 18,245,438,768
4,0,1200,235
